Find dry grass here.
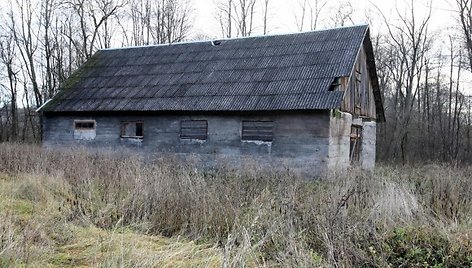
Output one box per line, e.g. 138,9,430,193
0,172,223,267
0,143,472,267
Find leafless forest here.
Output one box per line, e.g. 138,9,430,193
0,0,471,164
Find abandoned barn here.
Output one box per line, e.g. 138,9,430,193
38,24,385,176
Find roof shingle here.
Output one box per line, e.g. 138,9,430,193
40,25,372,113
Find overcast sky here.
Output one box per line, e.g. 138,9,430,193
0,0,459,40
191,0,457,39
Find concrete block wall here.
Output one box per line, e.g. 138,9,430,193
328,111,352,170
328,112,377,171
42,111,332,177
361,121,376,170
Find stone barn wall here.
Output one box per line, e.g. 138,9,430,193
42,111,333,177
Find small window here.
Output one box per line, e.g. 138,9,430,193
329,77,341,91
74,120,96,140
180,120,208,140
120,121,143,138
242,120,273,142
75,120,95,130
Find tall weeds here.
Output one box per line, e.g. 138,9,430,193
0,143,471,267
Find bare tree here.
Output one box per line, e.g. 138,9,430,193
236,0,257,36
295,0,327,32
295,0,307,32
444,35,465,160
456,0,472,72
9,0,43,107
0,28,19,141
126,0,152,46
329,0,354,27
261,0,270,35
66,0,123,61
377,1,433,162
215,0,257,37
41,0,56,99
123,0,192,45
215,0,233,38
156,0,192,44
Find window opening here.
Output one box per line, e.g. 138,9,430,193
120,121,144,138
75,120,95,130
329,77,341,91
73,120,96,140
242,120,273,142
180,120,208,140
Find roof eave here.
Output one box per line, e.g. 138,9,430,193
363,28,386,123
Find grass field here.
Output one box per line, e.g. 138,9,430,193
0,143,472,267
0,172,223,267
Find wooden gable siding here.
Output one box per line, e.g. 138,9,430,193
341,46,376,119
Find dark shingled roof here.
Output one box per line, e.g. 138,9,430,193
40,25,383,119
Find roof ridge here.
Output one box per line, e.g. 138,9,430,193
68,91,340,100
100,24,369,52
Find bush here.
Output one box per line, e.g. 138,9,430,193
373,226,472,267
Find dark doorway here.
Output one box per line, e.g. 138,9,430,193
350,125,362,164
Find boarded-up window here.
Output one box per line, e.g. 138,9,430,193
120,121,143,138
241,120,273,142
75,120,95,130
180,120,208,140
350,125,362,163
